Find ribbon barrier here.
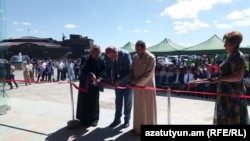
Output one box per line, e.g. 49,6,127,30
2,78,250,125
3,78,250,99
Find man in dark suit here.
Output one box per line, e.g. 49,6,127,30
105,46,133,128
170,68,184,95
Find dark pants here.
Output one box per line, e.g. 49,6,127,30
36,72,43,82
57,69,64,81
74,68,80,80
9,74,18,88
114,88,133,123
47,73,52,82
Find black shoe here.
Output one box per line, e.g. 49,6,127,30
123,122,129,128
109,120,121,128
90,121,98,127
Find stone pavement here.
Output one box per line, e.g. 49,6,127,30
0,70,249,141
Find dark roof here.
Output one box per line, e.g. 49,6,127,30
19,36,42,39
0,42,62,48
3,36,55,42
1,36,62,48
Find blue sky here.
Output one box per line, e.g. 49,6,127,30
3,0,250,51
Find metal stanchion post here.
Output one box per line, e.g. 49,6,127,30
67,78,81,129
167,88,171,124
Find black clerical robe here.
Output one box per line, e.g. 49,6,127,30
76,55,105,126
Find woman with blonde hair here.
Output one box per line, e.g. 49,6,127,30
212,31,249,124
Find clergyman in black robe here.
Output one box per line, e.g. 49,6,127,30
76,45,105,127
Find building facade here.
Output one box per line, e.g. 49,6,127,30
60,34,93,59
1,34,93,60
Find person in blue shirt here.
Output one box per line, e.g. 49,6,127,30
36,61,45,83
45,62,53,82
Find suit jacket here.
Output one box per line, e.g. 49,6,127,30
105,49,132,86
194,73,205,80
203,73,217,79
171,73,184,84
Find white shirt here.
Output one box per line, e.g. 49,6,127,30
28,63,33,71
184,73,194,83
10,65,15,75
58,61,64,70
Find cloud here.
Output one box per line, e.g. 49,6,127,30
13,21,18,25
15,28,38,33
214,19,250,29
225,8,250,20
215,8,250,29
232,19,250,27
64,24,78,29
117,25,123,30
16,28,24,31
161,0,232,19
13,21,32,26
145,20,151,24
21,22,32,26
133,29,141,33
214,23,232,29
174,19,209,34
133,29,149,33
32,29,38,33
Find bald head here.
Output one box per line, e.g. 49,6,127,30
105,46,118,61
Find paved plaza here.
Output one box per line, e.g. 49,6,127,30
0,70,249,141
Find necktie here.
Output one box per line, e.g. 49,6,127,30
113,60,118,81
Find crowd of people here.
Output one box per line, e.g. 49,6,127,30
155,62,220,98
8,57,82,86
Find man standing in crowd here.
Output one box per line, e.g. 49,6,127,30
27,60,34,83
105,46,133,128
56,59,65,81
128,40,157,135
9,63,18,89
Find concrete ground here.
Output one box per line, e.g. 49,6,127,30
0,70,249,141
